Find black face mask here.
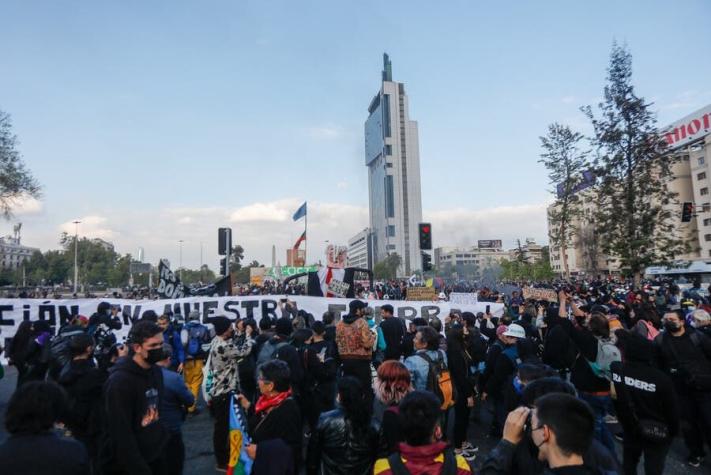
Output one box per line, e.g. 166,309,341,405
145,348,164,365
664,321,681,333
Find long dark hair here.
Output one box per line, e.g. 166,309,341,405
445,325,466,354
9,321,33,362
337,376,371,432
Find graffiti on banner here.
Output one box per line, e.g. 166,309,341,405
448,292,478,305
522,287,558,302
158,259,190,299
0,295,505,363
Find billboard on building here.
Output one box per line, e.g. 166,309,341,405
478,240,502,249
662,104,711,151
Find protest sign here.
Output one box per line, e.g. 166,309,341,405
158,259,190,299
522,287,558,302
327,279,350,298
406,287,437,301
448,292,478,305
0,295,504,363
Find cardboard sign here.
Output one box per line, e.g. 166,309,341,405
449,292,478,305
327,279,351,298
522,287,558,302
406,287,437,301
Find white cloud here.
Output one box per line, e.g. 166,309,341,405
8,195,43,215
336,181,349,190
561,95,576,104
304,125,346,140
37,200,549,270
59,215,117,240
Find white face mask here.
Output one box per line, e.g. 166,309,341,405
688,306,697,312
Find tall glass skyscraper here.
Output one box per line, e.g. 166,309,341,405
364,54,423,275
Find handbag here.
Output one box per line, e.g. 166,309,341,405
619,365,669,442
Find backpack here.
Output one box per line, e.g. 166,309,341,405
417,351,456,410
48,327,86,379
387,447,457,475
586,338,621,381
186,323,211,358
256,340,289,367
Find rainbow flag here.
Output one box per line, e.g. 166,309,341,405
227,394,253,475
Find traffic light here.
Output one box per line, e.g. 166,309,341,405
418,223,432,250
422,251,432,272
220,257,228,276
682,202,694,223
218,227,232,256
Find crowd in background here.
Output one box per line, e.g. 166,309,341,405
0,276,710,474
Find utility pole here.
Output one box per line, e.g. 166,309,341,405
72,220,81,294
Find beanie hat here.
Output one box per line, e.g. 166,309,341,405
212,316,232,336
618,330,652,363
97,301,111,314
496,325,508,337
275,317,294,337
188,310,200,322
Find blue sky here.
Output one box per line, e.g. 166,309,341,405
1,0,710,268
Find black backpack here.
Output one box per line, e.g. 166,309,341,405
47,328,86,380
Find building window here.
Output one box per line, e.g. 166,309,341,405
385,175,395,218
385,144,392,155
383,94,391,138
705,234,711,242
386,162,393,168
700,157,706,166
705,218,711,226
386,244,396,250
702,188,709,196
699,172,707,181
386,225,396,237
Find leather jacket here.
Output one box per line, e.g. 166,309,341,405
306,408,378,475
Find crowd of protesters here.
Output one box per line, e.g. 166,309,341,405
0,276,710,474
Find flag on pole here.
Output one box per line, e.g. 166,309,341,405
293,230,306,249
227,395,253,475
292,202,307,221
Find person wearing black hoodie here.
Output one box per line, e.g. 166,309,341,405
611,330,678,475
379,304,404,361
100,320,170,475
59,333,106,471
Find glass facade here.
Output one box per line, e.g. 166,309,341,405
385,175,395,218
364,99,384,165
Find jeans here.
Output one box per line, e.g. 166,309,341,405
579,392,616,456
623,435,670,475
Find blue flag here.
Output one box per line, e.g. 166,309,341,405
227,394,253,475
293,202,307,221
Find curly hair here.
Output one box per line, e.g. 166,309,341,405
374,360,412,406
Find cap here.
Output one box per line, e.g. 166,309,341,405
503,323,526,339
496,325,508,337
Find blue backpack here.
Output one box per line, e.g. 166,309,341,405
186,323,210,358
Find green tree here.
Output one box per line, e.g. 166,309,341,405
373,253,401,280
582,43,688,287
539,123,590,279
229,245,245,273
0,110,41,218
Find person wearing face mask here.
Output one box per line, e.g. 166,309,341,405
101,320,170,475
654,309,711,468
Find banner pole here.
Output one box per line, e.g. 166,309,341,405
304,208,308,266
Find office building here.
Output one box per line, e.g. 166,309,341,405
347,228,374,269
364,53,423,275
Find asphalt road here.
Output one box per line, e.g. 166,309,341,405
0,365,708,474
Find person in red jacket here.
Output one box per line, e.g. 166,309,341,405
373,390,472,475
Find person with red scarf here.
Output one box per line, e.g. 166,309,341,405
237,359,303,472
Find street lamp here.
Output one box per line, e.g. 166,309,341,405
72,220,81,294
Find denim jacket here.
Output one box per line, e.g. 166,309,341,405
404,349,448,392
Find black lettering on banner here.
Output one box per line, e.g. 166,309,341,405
57,305,80,327
23,304,30,321
182,302,199,317
420,305,441,321
261,299,278,320
122,305,142,325
162,304,173,315
327,304,347,322
240,300,259,320
202,300,219,320
38,304,57,330
397,306,418,321
0,305,14,326
223,301,241,320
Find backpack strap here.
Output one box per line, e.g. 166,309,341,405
386,453,411,475
442,447,458,475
